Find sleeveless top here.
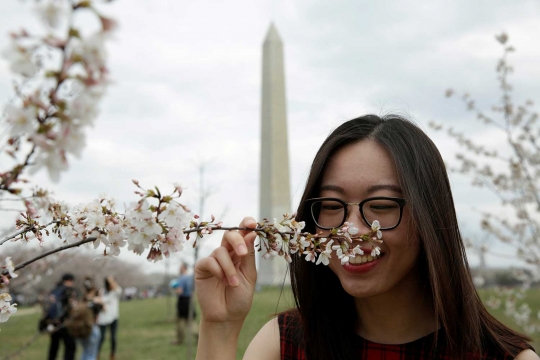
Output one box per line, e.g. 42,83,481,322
278,311,524,360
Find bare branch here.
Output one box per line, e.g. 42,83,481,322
13,237,96,272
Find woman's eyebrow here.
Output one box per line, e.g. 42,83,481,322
318,184,345,194
366,184,402,194
318,184,402,195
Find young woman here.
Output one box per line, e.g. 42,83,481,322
97,276,122,360
194,114,538,360
79,277,103,360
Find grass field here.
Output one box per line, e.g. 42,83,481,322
1,287,539,360
0,287,294,360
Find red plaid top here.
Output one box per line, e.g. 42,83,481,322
278,311,519,360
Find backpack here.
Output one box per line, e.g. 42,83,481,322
64,301,94,338
39,285,76,333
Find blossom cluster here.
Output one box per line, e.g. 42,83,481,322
0,258,18,323
0,293,17,323
1,0,114,189
254,215,383,266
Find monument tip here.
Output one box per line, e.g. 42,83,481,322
264,22,282,43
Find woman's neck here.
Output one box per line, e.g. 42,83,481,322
354,275,437,344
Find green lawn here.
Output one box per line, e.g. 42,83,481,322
0,287,294,360
1,287,538,359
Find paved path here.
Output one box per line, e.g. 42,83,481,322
12,306,40,317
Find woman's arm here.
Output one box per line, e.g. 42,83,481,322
196,321,245,360
195,217,258,360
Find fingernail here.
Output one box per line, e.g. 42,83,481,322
230,275,239,287
237,244,247,255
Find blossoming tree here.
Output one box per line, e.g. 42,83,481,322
431,33,540,333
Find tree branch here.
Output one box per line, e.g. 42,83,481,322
0,221,57,246
13,237,96,272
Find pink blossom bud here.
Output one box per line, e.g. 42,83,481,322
99,15,118,32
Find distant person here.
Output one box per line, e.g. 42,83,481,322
45,273,77,360
171,263,197,345
76,277,103,360
97,276,122,360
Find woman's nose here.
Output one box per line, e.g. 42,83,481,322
346,206,371,233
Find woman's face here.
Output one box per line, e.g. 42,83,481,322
318,139,420,299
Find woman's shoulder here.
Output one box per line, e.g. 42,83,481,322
515,349,540,360
243,317,281,360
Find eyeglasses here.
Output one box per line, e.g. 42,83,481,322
305,197,407,230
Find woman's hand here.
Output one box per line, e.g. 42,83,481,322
195,216,258,324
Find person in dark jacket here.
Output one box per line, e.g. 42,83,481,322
46,273,77,360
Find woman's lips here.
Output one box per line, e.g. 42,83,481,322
342,254,383,274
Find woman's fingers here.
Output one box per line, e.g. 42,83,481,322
221,216,258,256
195,256,225,282
238,217,257,237
196,216,259,287
211,247,240,286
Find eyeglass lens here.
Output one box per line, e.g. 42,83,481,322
311,198,401,229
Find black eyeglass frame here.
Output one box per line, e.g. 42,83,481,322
305,196,408,231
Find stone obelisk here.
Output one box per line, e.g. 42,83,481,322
258,24,291,286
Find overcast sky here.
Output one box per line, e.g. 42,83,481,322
1,0,539,273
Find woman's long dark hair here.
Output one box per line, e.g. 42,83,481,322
104,277,112,293
290,114,530,359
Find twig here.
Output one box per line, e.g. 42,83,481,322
0,237,96,276
0,208,24,212
14,237,96,271
0,221,57,246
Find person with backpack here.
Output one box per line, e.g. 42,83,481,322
45,273,78,360
66,277,103,360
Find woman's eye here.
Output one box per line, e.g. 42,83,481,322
369,205,397,210
322,205,341,211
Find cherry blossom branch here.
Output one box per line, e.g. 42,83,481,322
1,0,114,192
1,237,96,280
0,220,57,246
0,179,386,326
435,32,540,333
14,236,96,272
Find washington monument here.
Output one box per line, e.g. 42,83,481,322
258,24,291,286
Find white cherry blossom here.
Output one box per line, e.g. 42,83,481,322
34,1,66,28
304,251,316,263
1,41,37,77
4,104,37,137
316,240,334,266
371,246,381,257
371,220,382,239
0,293,17,323
4,257,18,279
57,123,86,158
30,148,69,183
